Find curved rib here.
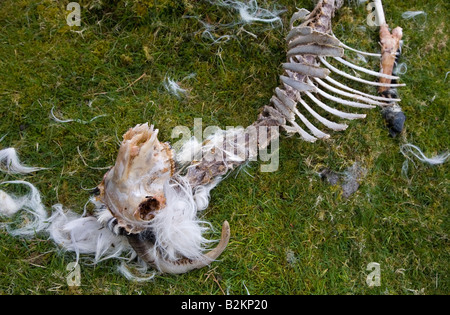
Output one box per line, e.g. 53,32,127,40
283,62,330,79
286,26,312,42
305,91,366,120
319,56,405,88
334,56,399,80
285,120,317,143
315,87,376,109
324,76,401,102
288,32,341,48
297,96,348,131
338,40,382,57
274,87,296,111
280,75,317,93
288,44,344,58
275,87,329,139
331,32,382,57
309,78,376,109
293,107,330,139
314,77,389,106
271,96,295,121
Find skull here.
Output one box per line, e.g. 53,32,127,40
96,123,230,274
97,123,174,234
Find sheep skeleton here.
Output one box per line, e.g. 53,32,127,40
0,0,406,277
93,0,405,274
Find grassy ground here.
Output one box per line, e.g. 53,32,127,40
0,0,448,295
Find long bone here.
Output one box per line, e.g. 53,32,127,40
375,0,406,137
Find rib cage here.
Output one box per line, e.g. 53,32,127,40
263,0,405,143
184,0,406,188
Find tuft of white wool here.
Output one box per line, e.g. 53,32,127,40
47,204,133,264
50,106,107,124
0,148,46,174
117,261,156,282
401,159,409,178
175,136,203,165
0,180,48,237
0,181,133,265
394,62,408,75
400,143,449,166
401,11,427,20
0,190,23,217
149,176,219,262
193,177,221,211
210,0,284,26
235,0,282,25
0,165,221,279
163,76,188,99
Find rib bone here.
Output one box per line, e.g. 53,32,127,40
283,62,330,79
311,81,376,109
280,75,317,93
297,96,348,131
324,76,401,102
288,44,344,57
275,87,330,139
271,95,295,121
286,26,313,42
333,56,399,80
314,77,388,106
284,120,317,143
288,32,341,48
319,56,405,88
305,91,367,120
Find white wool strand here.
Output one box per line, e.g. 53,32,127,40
208,0,284,26
401,11,427,20
150,177,217,261
0,147,47,174
0,190,24,217
47,205,133,264
0,180,48,236
117,261,156,282
163,76,188,98
400,143,449,166
50,106,107,124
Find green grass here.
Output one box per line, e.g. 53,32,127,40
0,0,448,294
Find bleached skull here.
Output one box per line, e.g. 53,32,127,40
96,123,230,274
97,123,174,234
